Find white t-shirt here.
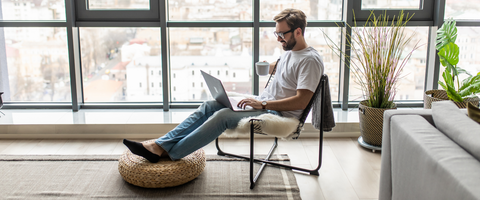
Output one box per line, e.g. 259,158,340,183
256,46,324,119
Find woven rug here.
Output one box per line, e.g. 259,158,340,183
0,154,300,200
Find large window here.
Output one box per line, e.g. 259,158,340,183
445,0,480,20
259,27,341,101
88,0,150,10
168,0,252,21
260,0,342,21
0,0,473,110
1,27,70,102
0,0,65,21
80,28,161,102
169,28,252,101
362,0,423,10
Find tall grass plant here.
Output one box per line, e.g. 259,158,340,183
324,11,420,108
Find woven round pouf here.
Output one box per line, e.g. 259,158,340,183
118,143,206,188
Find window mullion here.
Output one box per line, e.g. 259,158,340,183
66,0,83,111
253,0,260,96
340,0,354,110
427,0,446,91
160,0,169,111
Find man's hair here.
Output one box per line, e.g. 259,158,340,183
273,9,307,35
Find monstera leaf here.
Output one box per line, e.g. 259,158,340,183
457,67,472,76
436,19,457,51
460,72,480,90
459,72,480,97
439,70,464,102
438,42,459,76
441,69,454,89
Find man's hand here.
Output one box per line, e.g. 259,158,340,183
236,89,314,111
237,98,263,110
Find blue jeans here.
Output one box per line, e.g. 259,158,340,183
155,100,281,160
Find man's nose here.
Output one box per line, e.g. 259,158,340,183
277,36,283,42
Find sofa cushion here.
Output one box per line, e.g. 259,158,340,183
432,101,480,161
467,102,480,124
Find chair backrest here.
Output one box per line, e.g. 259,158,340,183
263,58,280,89
0,92,3,109
291,74,327,139
298,74,327,125
263,62,328,138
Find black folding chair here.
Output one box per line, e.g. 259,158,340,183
215,72,329,189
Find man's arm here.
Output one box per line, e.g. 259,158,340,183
237,89,314,111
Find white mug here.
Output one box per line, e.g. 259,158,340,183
255,62,270,76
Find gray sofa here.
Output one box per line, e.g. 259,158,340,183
379,101,480,200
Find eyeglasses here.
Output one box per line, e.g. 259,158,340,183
273,28,296,40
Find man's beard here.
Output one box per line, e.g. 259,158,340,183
282,34,296,51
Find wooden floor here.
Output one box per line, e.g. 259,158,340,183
0,137,381,200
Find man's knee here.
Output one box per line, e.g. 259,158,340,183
210,108,238,128
214,108,234,119
203,100,222,108
201,100,224,111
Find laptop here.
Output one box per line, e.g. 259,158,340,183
200,70,255,111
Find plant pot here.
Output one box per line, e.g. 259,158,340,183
358,100,397,147
424,89,479,109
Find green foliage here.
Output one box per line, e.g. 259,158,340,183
436,19,457,50
438,42,459,75
322,10,420,108
436,19,480,102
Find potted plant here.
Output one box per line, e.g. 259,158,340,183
424,19,480,109
324,11,420,149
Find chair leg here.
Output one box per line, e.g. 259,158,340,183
250,124,255,189
245,130,323,176
215,131,278,189
215,125,323,189
250,125,278,189
215,138,276,163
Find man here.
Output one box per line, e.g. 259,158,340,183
123,8,324,163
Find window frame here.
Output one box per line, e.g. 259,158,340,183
75,0,160,22
353,0,435,22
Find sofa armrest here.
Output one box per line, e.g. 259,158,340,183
380,114,480,200
380,109,434,200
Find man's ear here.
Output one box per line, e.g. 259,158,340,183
294,28,302,37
